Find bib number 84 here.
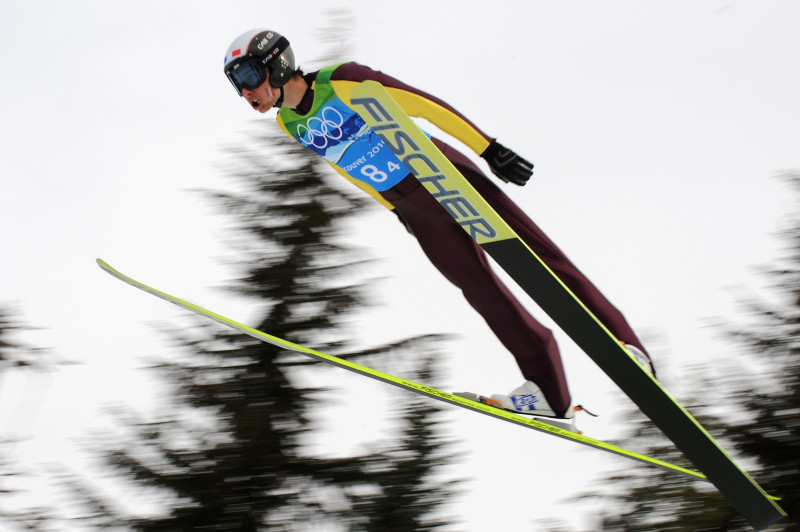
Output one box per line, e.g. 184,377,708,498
361,161,402,183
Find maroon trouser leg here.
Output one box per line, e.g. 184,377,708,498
381,139,645,416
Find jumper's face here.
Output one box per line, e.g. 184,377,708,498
225,56,279,112
242,80,279,113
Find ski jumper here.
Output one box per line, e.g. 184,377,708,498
277,63,645,416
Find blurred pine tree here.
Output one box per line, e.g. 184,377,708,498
100,126,464,531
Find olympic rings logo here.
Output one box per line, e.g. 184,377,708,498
297,106,345,149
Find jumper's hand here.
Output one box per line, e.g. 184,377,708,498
481,140,534,186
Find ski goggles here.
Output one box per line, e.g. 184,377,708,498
225,57,268,96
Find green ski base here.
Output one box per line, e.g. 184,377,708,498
99,258,708,481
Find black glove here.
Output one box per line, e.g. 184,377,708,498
481,139,534,186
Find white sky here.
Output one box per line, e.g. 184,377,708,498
1,1,799,529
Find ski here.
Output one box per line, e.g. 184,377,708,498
348,81,785,530
98,257,706,481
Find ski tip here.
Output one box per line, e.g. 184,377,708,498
96,258,112,271
96,258,121,277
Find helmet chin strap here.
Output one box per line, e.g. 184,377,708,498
273,86,285,109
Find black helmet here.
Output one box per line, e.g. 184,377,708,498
223,29,296,97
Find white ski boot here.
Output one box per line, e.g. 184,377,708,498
454,381,582,433
488,380,558,417
624,344,656,378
